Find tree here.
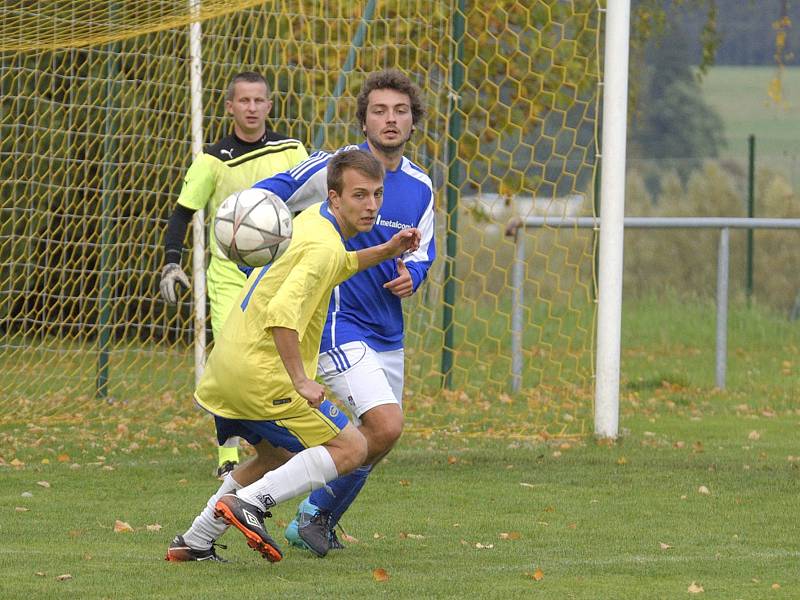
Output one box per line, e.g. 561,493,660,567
628,26,726,174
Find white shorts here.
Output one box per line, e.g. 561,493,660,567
316,341,404,424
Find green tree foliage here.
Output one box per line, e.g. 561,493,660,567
628,26,726,170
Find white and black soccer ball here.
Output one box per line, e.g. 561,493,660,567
214,188,293,267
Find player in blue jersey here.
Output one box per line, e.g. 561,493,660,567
253,69,436,557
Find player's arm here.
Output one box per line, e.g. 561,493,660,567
271,326,325,408
253,146,359,213
384,194,436,297
356,228,421,272
159,154,216,304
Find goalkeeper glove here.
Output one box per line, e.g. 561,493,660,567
159,263,190,304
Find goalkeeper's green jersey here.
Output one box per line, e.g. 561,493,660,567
194,202,359,420
176,131,308,288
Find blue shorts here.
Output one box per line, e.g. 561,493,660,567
213,399,349,452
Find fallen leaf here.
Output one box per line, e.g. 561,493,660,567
372,532,384,539
57,453,70,462
520,482,536,488
340,532,359,544
499,532,521,540
41,458,50,464
692,441,705,453
114,520,134,533
772,583,781,590
10,458,24,467
447,456,458,465
372,568,389,582
567,523,577,529
36,481,51,488
35,572,46,577
474,542,494,549
698,485,710,495
146,523,162,532
617,456,628,465
398,532,424,540
526,568,544,581
552,451,562,458
56,574,73,582
15,506,29,512
21,491,33,498
659,542,672,550
687,582,704,594
398,479,410,486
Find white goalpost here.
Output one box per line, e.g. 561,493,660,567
189,0,207,386
595,0,631,439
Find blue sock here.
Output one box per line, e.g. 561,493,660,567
309,465,372,527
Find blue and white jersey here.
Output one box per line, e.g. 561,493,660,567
254,142,436,352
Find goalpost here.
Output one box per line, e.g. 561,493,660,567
594,0,631,439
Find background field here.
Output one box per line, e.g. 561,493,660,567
700,66,800,162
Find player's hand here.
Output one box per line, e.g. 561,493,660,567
295,378,325,409
384,259,414,298
159,263,190,304
386,227,421,258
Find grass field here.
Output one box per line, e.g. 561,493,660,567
2,297,798,599
700,65,800,162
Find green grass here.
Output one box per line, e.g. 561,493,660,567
700,65,800,161
2,411,799,599
1,297,798,598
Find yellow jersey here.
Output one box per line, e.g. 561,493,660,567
176,132,308,288
195,202,358,420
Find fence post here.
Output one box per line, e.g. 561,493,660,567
715,227,730,389
746,134,755,306
510,227,525,392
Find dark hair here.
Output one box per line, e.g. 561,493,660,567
225,71,270,102
327,149,385,195
355,69,425,129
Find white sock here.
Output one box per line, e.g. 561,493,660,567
237,446,338,511
182,474,242,549
222,437,239,448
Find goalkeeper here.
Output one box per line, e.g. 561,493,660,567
159,72,307,479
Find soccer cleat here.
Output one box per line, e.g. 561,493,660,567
328,528,345,550
215,460,238,480
165,534,227,562
285,498,325,555
214,492,283,563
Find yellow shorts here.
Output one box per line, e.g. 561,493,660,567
206,398,348,452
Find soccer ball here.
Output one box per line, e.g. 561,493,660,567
214,188,293,267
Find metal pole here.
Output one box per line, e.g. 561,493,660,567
313,0,376,150
441,0,465,389
97,5,120,399
510,228,525,392
189,0,206,386
746,134,755,306
715,227,730,389
594,0,631,439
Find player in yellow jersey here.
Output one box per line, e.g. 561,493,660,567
159,72,308,477
165,149,421,563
